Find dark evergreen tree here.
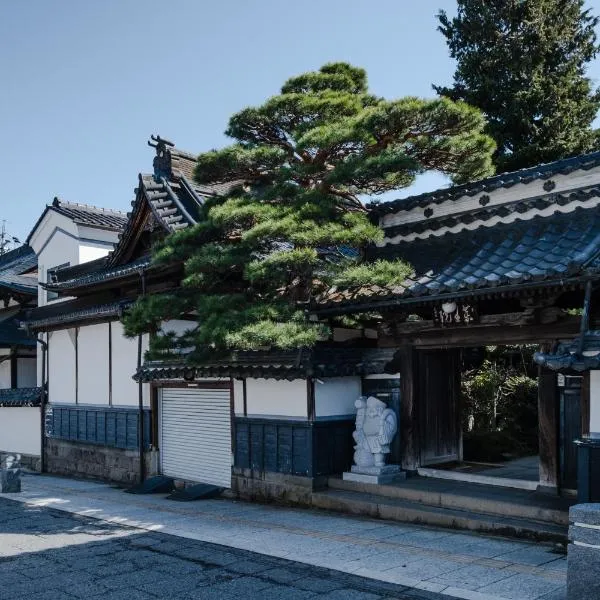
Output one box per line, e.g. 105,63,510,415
124,63,494,359
436,0,600,173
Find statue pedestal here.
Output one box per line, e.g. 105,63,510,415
343,465,405,485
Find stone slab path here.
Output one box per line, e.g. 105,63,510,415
1,475,567,600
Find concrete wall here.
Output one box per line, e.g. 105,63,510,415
315,377,361,418
245,378,308,419
590,371,600,436
48,329,76,404
0,407,40,456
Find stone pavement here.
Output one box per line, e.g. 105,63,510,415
0,498,446,599
0,474,567,600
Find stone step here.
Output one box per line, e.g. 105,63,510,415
328,475,570,526
312,488,568,545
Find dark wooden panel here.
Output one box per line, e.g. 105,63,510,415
46,405,150,450
292,428,310,476
263,424,278,472
539,353,559,489
234,422,250,469
233,417,353,478
277,426,293,474
419,349,460,466
560,376,582,490
250,423,264,471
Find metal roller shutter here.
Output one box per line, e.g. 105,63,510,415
160,387,232,487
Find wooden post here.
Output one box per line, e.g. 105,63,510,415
582,371,591,437
398,344,419,472
538,343,559,493
10,347,17,388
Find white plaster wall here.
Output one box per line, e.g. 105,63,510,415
78,323,110,405
0,359,10,389
0,349,10,389
590,371,600,435
233,379,245,415
79,244,111,264
160,320,196,336
315,377,362,418
17,358,37,388
48,329,76,404
245,378,308,418
0,408,40,455
111,322,149,407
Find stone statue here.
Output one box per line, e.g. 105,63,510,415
1,454,22,493
352,396,398,469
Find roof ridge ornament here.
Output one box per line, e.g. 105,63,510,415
149,135,175,181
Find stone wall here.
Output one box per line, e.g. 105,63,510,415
231,467,324,505
45,438,158,485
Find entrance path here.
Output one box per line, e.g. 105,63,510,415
2,475,567,600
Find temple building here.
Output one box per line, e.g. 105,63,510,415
8,139,600,536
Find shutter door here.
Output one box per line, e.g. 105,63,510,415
160,387,232,487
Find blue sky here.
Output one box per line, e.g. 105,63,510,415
2,1,600,243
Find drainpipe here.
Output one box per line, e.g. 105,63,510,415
137,270,147,484
39,336,47,473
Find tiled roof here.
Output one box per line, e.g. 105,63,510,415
50,198,128,231
382,187,600,240
534,332,600,372
135,346,399,382
25,301,131,331
318,206,600,312
0,387,42,407
370,150,600,216
44,256,151,292
0,245,37,296
107,136,243,268
26,199,128,243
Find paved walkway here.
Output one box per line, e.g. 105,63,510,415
0,498,447,599
1,475,567,600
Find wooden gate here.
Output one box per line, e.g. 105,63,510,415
418,349,461,466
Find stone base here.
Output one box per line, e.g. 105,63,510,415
343,464,405,485
45,438,158,485
0,469,21,493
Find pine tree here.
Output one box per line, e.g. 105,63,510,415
124,63,494,360
436,0,600,173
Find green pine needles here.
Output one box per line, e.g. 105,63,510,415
436,0,600,173
124,62,495,360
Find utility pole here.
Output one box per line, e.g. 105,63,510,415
0,221,20,255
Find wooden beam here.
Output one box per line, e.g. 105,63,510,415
398,345,419,472
381,316,581,348
538,344,559,492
